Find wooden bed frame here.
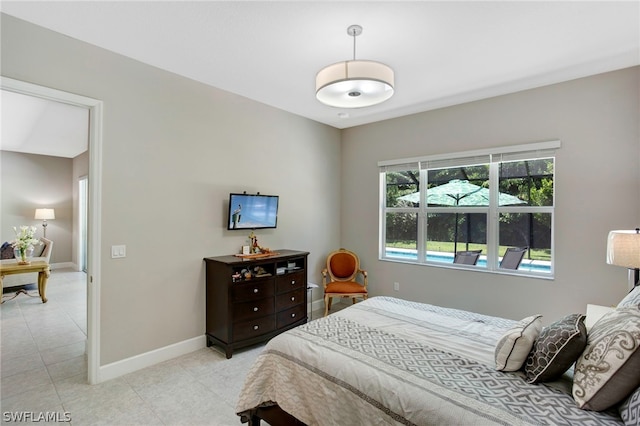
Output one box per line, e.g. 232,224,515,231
247,405,306,426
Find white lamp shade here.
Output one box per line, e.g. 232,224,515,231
35,208,55,220
316,60,394,108
606,230,640,268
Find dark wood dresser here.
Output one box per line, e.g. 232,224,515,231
203,249,309,358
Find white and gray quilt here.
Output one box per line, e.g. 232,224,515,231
236,296,622,425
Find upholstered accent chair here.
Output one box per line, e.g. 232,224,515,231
322,248,368,317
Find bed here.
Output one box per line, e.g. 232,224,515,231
236,296,639,425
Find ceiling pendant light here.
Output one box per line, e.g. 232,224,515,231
316,25,394,108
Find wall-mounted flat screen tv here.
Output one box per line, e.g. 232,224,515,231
227,193,279,230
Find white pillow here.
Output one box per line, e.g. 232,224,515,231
585,304,615,332
495,314,542,371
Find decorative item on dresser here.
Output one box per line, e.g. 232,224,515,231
203,250,308,359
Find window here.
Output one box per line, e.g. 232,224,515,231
379,141,558,277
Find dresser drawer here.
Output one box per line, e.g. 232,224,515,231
275,288,305,311
234,298,275,322
233,315,275,341
275,272,305,294
276,304,306,329
232,280,274,302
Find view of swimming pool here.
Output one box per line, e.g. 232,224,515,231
384,248,551,273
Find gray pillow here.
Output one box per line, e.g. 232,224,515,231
524,313,587,383
573,306,640,411
619,386,640,426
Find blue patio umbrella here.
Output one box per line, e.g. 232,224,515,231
398,180,526,252
398,179,526,207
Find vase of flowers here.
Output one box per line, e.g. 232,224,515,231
11,226,40,265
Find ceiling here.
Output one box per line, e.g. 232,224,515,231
1,1,639,157
1,90,89,158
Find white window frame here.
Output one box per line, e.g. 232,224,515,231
379,140,560,278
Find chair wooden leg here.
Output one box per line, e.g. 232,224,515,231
352,297,356,304
324,295,331,317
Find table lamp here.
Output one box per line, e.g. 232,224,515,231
34,208,55,238
606,228,640,291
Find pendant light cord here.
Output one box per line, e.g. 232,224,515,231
352,27,357,60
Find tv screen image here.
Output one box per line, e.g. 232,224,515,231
228,193,279,230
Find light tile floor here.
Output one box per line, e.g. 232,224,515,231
1,268,340,425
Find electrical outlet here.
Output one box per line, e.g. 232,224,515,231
393,282,399,291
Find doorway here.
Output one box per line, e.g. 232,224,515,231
1,76,103,384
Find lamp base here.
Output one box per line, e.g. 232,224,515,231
627,268,639,292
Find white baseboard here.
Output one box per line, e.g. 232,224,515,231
96,281,327,382
50,262,75,270
97,335,206,383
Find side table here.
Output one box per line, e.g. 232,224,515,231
0,260,51,303
307,282,319,321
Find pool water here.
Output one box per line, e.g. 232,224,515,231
385,248,551,273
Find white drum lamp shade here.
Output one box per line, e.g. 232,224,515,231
316,60,394,108
35,208,55,221
607,229,640,269
607,229,640,289
35,208,55,237
315,25,394,109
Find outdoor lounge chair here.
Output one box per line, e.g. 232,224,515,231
453,250,482,265
500,246,528,270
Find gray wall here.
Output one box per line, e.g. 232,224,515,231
341,67,640,324
4,11,638,367
1,151,74,265
1,14,342,365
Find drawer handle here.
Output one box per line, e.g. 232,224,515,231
291,280,296,285
290,296,295,301
253,288,259,294
291,313,296,318
253,307,259,312
253,325,259,330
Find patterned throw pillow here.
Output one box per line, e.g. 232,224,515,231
619,386,640,426
618,286,640,309
573,306,640,411
495,314,542,372
0,242,15,259
524,313,587,383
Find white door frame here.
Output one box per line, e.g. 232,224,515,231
1,76,103,384
79,175,88,272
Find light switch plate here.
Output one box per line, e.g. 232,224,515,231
111,245,126,258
